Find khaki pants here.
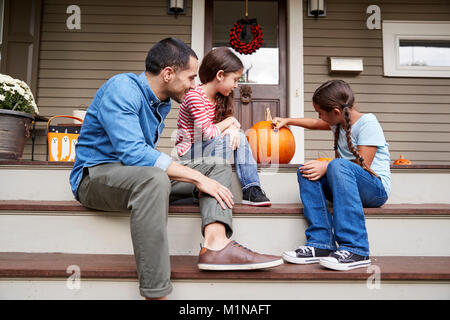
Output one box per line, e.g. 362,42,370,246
77,157,233,298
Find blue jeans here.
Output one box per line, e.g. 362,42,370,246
298,158,388,256
184,132,261,191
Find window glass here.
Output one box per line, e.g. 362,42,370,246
213,0,278,84
399,40,450,67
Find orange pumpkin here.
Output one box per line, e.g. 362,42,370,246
393,155,412,165
246,108,295,164
317,157,333,162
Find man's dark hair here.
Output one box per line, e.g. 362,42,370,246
145,37,198,75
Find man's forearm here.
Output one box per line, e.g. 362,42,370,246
165,161,203,185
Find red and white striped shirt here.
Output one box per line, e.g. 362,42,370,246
175,85,221,157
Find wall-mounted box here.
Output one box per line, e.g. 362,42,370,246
328,57,363,74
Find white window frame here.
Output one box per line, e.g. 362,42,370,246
382,21,450,78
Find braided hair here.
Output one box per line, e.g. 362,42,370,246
313,80,378,177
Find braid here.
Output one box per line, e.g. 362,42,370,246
333,124,340,159
313,79,379,178
342,106,379,177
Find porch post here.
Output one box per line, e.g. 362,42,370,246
191,0,205,85
287,0,304,164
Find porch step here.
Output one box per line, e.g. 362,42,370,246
1,201,449,256
2,161,450,204
1,252,449,299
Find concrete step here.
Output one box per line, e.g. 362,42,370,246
1,201,449,256
2,161,450,204
1,252,449,299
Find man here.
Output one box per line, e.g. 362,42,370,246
70,38,282,299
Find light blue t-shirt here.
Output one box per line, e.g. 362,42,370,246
331,113,391,195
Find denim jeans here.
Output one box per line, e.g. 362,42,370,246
298,158,388,256
185,132,261,191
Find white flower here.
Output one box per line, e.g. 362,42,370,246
0,73,39,114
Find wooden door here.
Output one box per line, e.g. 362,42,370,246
205,0,287,131
0,0,42,96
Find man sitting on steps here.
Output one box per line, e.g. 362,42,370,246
69,37,283,300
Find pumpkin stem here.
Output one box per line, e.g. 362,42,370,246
265,108,272,122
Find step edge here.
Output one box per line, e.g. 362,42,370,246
1,254,449,281
1,201,450,216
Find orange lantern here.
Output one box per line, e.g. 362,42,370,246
246,108,295,164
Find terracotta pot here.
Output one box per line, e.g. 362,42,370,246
0,109,34,160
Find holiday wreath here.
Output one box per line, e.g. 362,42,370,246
229,18,263,55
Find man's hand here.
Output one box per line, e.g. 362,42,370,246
299,160,329,181
166,161,234,210
195,175,234,210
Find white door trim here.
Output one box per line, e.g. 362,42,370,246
287,0,304,163
191,0,205,85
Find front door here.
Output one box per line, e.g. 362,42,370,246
205,0,287,131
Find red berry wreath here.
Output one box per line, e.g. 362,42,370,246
229,18,263,55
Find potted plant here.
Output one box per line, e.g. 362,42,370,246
0,73,39,160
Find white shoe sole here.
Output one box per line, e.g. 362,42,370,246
241,200,272,207
198,258,283,271
282,252,322,264
320,258,371,271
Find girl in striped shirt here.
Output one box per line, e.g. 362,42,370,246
175,47,271,206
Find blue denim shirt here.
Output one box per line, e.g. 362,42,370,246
69,72,173,200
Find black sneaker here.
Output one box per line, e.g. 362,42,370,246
320,250,371,271
282,246,332,264
242,186,271,207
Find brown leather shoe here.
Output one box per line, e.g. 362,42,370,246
198,240,283,270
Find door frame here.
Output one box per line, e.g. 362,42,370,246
191,0,304,163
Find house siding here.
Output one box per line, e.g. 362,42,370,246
23,0,450,164
25,0,192,160
303,0,450,164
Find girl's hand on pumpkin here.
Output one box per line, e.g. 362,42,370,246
221,125,241,150
271,117,289,131
300,160,328,181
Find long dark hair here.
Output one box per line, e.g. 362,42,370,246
199,47,243,122
312,80,378,177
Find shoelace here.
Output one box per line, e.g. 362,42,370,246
249,186,266,197
232,241,253,252
295,246,313,254
334,250,351,259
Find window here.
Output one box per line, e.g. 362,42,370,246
212,0,279,84
382,21,450,78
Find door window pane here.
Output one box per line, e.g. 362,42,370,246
213,0,278,84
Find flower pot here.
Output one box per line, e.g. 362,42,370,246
0,109,34,160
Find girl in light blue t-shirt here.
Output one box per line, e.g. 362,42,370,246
272,80,391,271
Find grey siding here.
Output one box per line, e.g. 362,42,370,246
25,0,192,160
303,0,450,164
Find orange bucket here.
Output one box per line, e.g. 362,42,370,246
47,115,83,162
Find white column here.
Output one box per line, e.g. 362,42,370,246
287,0,304,164
191,0,205,85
